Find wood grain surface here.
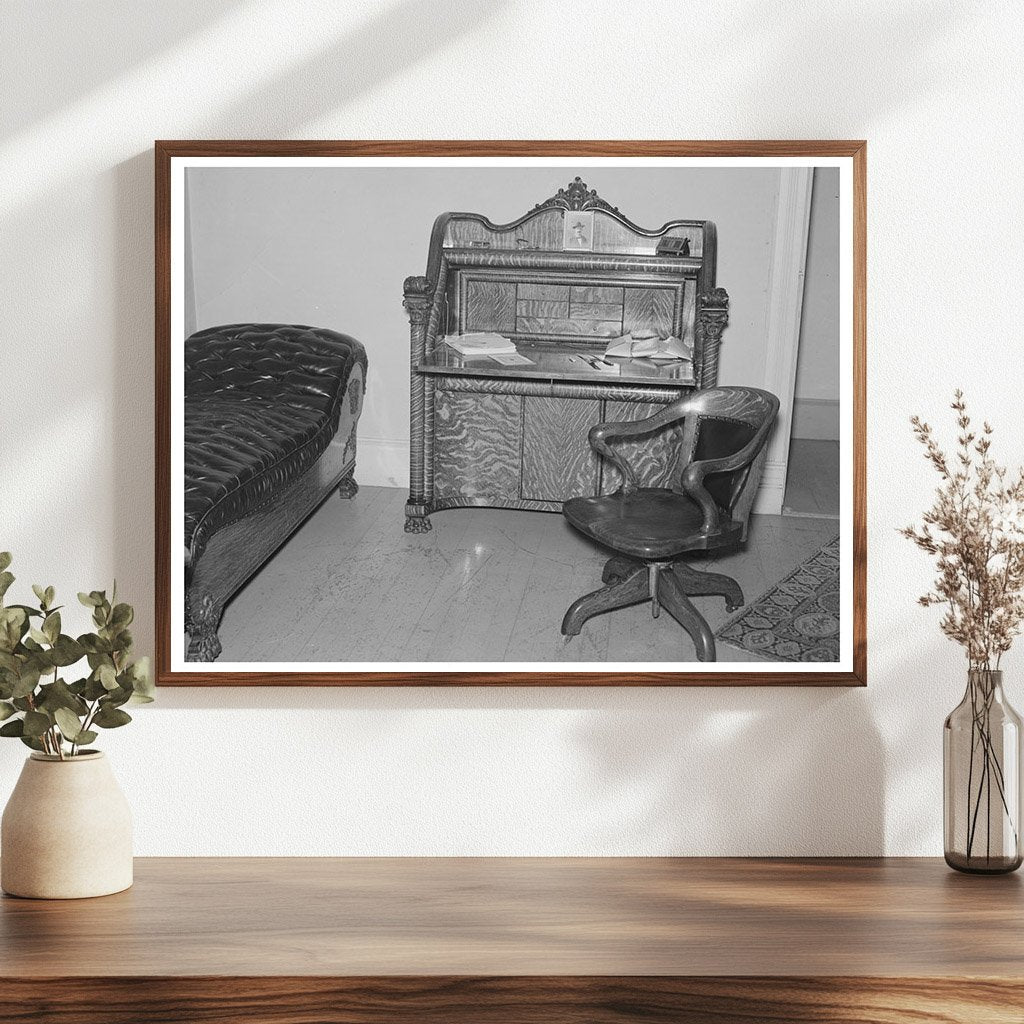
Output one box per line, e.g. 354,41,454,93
1,857,1020,977
521,396,601,501
1,857,1020,1023
432,391,522,502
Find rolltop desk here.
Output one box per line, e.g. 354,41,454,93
402,178,731,532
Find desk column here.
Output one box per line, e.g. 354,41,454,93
404,275,433,532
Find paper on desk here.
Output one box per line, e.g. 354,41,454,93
604,333,694,362
442,332,517,355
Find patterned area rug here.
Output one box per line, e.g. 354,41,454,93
716,536,840,662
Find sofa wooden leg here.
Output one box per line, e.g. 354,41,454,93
186,590,223,663
337,473,359,499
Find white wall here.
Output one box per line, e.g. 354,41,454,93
184,165,786,488
2,0,1022,856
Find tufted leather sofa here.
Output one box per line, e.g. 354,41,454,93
184,323,367,660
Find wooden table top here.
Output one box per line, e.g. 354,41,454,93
2,857,1021,979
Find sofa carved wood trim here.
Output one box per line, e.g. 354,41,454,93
183,324,367,662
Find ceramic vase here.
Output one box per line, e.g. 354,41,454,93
1,751,133,898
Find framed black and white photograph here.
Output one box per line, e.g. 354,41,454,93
155,141,866,686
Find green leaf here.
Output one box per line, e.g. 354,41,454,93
11,665,41,699
74,730,97,747
28,627,49,646
42,611,60,644
98,663,118,690
83,674,108,701
22,710,51,738
19,734,45,752
44,586,55,608
110,603,133,629
104,684,132,708
0,553,11,573
0,701,16,721
0,719,24,737
0,571,14,601
31,584,47,608
49,635,85,667
36,679,88,717
0,607,27,651
78,592,100,608
8,604,42,619
53,707,85,742
92,705,131,729
127,656,154,703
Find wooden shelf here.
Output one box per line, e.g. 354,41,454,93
2,857,1021,1022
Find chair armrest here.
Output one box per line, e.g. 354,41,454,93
681,414,776,533
588,397,693,495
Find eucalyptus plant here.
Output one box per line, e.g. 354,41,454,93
0,552,153,759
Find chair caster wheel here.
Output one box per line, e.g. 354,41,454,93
726,602,742,613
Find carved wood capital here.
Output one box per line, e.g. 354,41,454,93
403,275,432,324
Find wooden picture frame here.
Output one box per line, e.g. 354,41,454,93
156,140,866,686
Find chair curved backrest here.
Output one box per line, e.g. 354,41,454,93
667,386,780,527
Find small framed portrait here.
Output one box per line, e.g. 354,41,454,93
562,209,594,251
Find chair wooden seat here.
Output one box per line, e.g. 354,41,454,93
561,386,779,662
564,488,743,561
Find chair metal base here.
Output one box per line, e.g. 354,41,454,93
562,557,744,663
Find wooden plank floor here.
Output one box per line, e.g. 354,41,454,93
217,486,838,664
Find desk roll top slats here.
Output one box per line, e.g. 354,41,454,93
404,178,729,531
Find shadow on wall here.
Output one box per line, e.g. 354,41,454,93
572,688,885,855
725,1,974,132
102,0,505,656
1,1,246,139
145,682,885,855
193,0,505,138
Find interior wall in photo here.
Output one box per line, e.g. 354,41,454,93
183,166,837,502
793,167,841,442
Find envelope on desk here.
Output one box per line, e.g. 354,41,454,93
604,333,694,363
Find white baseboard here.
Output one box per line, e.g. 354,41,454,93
753,458,787,516
792,397,839,441
355,437,410,489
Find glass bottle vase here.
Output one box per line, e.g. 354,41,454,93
944,669,1023,873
